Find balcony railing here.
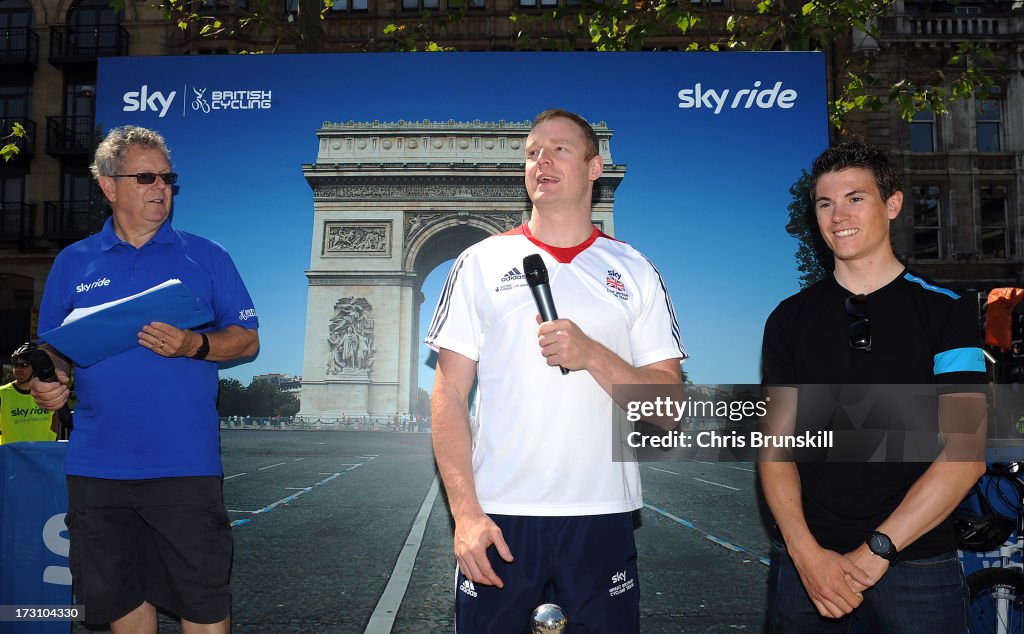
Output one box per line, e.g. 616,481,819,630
46,116,95,156
49,24,128,65
878,14,1009,38
0,117,37,157
43,200,105,241
977,154,1015,171
0,202,32,241
907,154,948,171
0,27,39,67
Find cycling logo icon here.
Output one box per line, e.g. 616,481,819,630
184,86,273,117
192,87,211,114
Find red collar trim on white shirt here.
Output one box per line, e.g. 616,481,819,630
508,224,611,264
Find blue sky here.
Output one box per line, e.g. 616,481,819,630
96,52,828,390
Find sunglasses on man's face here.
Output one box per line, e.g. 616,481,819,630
844,294,871,352
13,362,31,369
115,172,178,186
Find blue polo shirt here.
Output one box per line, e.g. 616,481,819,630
38,217,258,479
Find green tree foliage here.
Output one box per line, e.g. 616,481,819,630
1,122,26,162
785,170,829,288
146,0,1003,129
217,377,299,417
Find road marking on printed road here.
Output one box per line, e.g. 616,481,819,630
728,466,756,473
694,478,741,491
648,467,680,475
365,475,440,634
258,462,286,471
294,458,305,462
227,470,347,527
645,504,769,567
690,460,716,465
223,472,248,481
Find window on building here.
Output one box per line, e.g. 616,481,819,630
911,185,941,259
976,98,1001,152
66,0,121,55
62,169,92,204
64,81,96,119
909,108,935,152
201,0,248,11
979,185,1008,258
0,0,33,56
326,0,368,12
1,175,26,204
0,86,30,119
401,0,439,9
0,175,28,237
519,0,557,7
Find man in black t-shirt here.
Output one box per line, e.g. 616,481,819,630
759,142,987,633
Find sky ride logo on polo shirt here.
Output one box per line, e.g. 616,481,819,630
75,277,111,293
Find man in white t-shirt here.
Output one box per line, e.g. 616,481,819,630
426,108,686,633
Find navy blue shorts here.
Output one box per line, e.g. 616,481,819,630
455,512,640,634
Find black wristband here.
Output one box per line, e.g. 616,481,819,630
190,332,210,360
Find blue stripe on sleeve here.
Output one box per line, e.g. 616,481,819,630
933,347,986,375
904,273,960,299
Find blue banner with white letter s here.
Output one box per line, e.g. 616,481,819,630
0,442,71,634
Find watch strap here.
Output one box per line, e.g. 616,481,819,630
190,332,210,360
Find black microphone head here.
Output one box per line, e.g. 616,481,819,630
523,254,548,288
28,349,57,382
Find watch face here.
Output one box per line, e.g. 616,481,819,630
869,532,893,556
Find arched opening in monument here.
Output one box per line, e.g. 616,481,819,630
410,223,492,418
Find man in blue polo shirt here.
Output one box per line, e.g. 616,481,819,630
32,125,259,633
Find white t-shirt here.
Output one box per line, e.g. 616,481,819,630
426,224,686,516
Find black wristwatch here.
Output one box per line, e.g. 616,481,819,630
190,332,210,360
867,531,898,563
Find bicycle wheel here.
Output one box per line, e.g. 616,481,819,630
969,567,1024,633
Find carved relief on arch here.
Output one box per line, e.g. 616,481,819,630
323,221,391,257
326,296,374,376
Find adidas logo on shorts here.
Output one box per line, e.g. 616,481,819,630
459,579,478,598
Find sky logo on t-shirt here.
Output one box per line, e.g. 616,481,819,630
605,270,629,301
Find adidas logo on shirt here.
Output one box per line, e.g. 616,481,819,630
501,267,525,282
494,265,528,293
459,579,478,598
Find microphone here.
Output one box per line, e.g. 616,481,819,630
523,254,569,376
28,349,73,440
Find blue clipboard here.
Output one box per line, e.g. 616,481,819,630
39,281,214,367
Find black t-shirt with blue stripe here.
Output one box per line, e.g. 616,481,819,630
761,270,987,559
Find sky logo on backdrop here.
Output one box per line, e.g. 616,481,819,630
122,85,177,118
677,81,798,115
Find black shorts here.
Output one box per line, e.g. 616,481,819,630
65,475,232,625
